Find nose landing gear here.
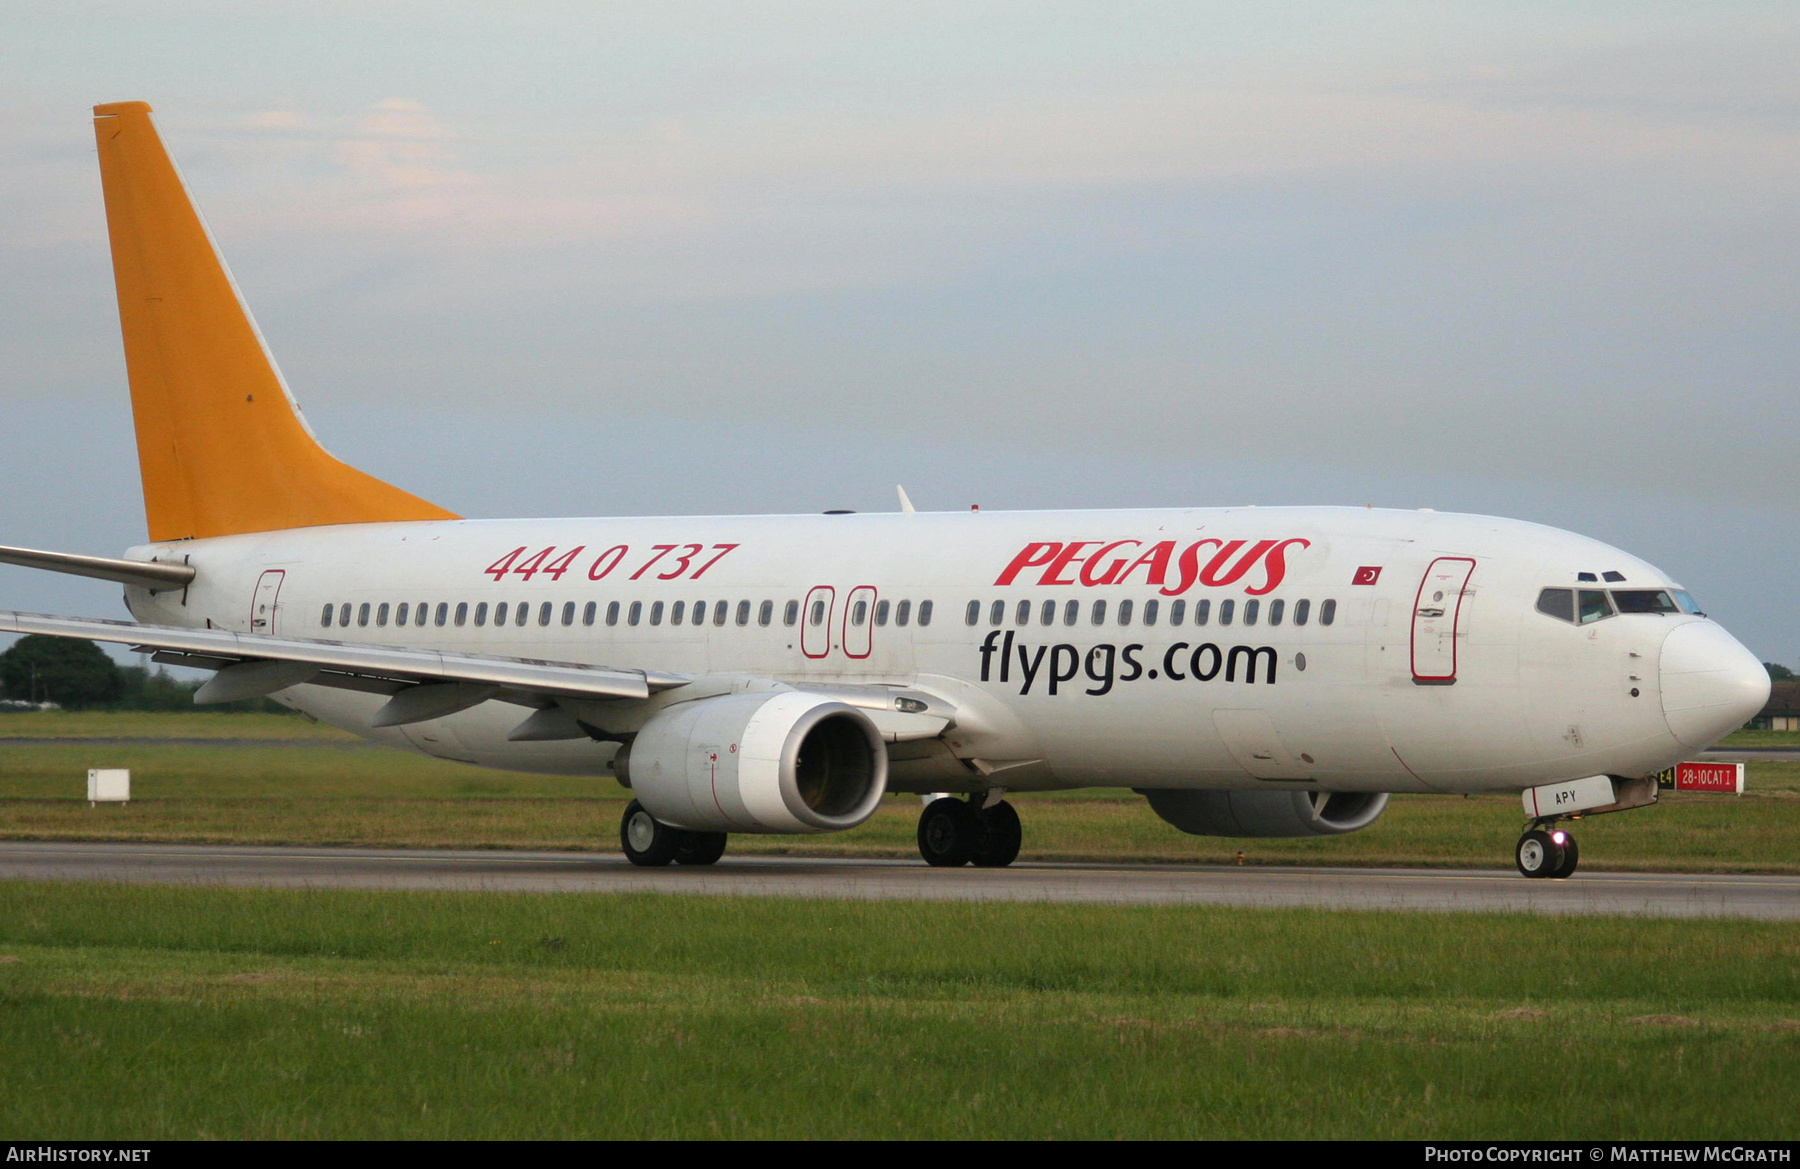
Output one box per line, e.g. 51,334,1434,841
1515,822,1580,879
917,795,1022,867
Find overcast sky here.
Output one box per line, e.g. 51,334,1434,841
3,3,1798,663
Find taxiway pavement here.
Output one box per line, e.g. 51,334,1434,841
1,841,1795,919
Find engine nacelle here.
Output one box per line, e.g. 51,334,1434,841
616,691,888,834
1140,789,1389,838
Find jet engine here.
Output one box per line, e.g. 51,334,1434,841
614,691,888,834
1139,789,1389,837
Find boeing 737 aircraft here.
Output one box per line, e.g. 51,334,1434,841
0,103,1772,876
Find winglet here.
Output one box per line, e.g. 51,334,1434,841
92,101,458,541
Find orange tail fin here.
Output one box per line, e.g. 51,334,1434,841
92,101,458,541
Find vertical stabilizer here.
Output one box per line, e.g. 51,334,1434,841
92,101,458,541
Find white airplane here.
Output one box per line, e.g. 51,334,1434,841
1,102,1771,877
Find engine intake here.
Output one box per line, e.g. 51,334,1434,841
616,691,888,834
1140,789,1388,838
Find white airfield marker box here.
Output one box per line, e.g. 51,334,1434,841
87,768,129,804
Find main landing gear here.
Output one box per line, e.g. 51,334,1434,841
1515,821,1580,879
620,799,728,868
916,795,1022,868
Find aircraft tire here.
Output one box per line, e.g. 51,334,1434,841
621,800,680,867
972,800,1022,868
1550,833,1580,879
918,797,980,867
1514,828,1564,879
674,830,729,866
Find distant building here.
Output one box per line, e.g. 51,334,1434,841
1751,680,1800,731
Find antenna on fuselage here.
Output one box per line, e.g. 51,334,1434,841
896,485,916,515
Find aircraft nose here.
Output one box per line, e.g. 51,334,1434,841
1659,621,1770,749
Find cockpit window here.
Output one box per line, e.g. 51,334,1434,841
1612,590,1680,615
1577,589,1613,624
1536,588,1574,622
1672,590,1702,615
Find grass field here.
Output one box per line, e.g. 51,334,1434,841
2,880,1796,1140
2,712,1797,871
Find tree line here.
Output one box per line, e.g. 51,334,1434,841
0,635,288,713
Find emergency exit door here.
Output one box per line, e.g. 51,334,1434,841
1411,557,1475,684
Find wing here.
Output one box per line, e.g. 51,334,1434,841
0,611,690,723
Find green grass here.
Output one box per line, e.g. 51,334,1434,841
0,881,1795,1139
4,712,1797,871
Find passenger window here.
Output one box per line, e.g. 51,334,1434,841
1268,599,1284,627
1578,590,1613,624
377,602,390,627
1612,590,1679,615
783,600,799,626
713,600,728,626
810,600,826,626
1320,599,1336,626
1294,599,1309,626
1243,599,1259,626
320,603,333,628
1040,600,1055,626
454,602,468,627
672,601,686,625
1219,599,1235,626
1063,600,1078,626
607,601,621,626
965,600,980,626
854,600,870,626
758,600,773,627
1194,599,1211,626
1142,599,1159,626
650,601,664,626
1091,600,1107,625
562,601,575,627
493,602,506,626
1169,599,1186,626
736,600,751,626
1016,600,1031,626
629,601,643,626
339,603,352,627
875,600,890,626
538,602,552,627
416,603,429,627
693,602,707,627
897,600,912,627
515,602,529,627
918,600,933,626
583,601,596,626
357,603,370,627
1535,588,1575,622
434,603,449,627
397,602,411,626
990,600,1004,626
474,602,488,627
1118,599,1134,626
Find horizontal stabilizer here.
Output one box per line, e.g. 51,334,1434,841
0,544,194,593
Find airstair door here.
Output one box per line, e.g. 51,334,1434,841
1411,557,1476,684
250,570,286,635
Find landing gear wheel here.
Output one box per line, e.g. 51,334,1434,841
674,830,728,866
620,799,680,867
1515,828,1565,879
917,797,980,867
1550,832,1579,879
972,800,1022,868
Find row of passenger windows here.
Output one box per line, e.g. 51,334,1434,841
962,596,1337,629
320,598,936,631
1535,587,1698,625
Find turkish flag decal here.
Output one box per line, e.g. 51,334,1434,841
1352,566,1382,586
